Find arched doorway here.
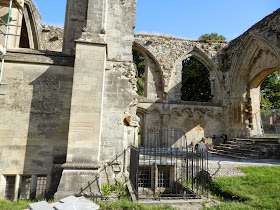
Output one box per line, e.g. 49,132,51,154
230,35,280,138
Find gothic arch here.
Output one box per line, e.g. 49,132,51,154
230,34,280,137
133,42,164,99
231,34,280,96
171,47,223,102
20,0,41,49
147,106,163,115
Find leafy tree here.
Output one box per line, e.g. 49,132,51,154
181,57,213,102
199,33,226,41
133,50,145,96
260,71,280,110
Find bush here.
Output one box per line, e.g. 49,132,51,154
101,181,127,199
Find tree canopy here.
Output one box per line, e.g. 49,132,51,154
260,71,280,110
133,50,145,96
181,57,212,102
199,33,226,41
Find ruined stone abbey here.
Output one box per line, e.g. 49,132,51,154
0,0,279,201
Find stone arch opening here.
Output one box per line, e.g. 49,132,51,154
172,48,222,103
133,49,146,96
19,1,41,49
19,15,30,48
136,108,146,146
230,35,280,138
181,57,212,102
249,68,280,136
133,43,164,100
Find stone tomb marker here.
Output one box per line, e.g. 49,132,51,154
28,196,100,210
29,201,54,210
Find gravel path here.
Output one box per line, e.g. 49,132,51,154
208,155,280,178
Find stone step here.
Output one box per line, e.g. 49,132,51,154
232,138,279,144
209,151,248,160
211,150,262,159
211,138,280,160
213,149,259,157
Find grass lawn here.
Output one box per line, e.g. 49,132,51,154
0,199,176,210
208,166,280,209
99,199,176,210
0,199,31,210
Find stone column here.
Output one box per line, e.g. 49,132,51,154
55,38,107,199
56,0,108,199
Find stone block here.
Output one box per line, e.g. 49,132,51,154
54,198,100,210
59,195,78,203
29,201,53,210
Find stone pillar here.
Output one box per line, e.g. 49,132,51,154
13,175,20,201
62,0,88,55
56,0,108,199
55,39,107,199
56,0,137,199
30,175,37,200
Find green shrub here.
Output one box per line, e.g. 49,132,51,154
101,181,127,199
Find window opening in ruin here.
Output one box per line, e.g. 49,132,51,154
5,175,16,200
133,50,146,96
26,5,38,49
158,166,170,188
181,57,212,102
138,166,151,188
19,16,30,48
35,175,47,199
19,175,32,200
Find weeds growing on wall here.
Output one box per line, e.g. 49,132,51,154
101,181,127,199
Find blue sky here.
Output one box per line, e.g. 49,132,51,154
34,0,279,41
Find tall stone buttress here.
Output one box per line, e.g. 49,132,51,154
55,0,137,199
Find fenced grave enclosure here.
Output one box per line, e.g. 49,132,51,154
130,127,210,200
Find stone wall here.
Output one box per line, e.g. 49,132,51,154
41,25,64,52
0,49,74,199
133,34,227,146
0,0,279,201
134,34,227,102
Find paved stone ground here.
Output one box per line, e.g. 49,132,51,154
208,155,280,178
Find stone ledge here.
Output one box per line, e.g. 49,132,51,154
5,49,75,66
62,162,101,169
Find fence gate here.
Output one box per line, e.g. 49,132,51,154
129,146,139,198
131,127,209,200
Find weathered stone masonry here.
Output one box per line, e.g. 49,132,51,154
0,0,279,201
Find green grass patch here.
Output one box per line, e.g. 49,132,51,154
208,166,280,209
0,199,175,210
0,199,31,210
99,199,176,210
